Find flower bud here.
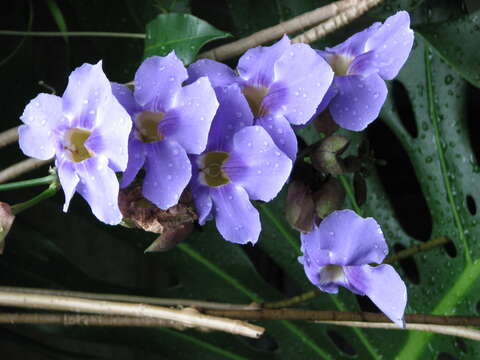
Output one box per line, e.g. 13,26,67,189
285,180,315,232
311,135,349,175
313,110,339,136
313,177,346,219
0,202,15,254
118,186,197,252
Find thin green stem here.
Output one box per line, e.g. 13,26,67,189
11,182,59,215
0,174,56,192
0,31,145,39
338,174,361,214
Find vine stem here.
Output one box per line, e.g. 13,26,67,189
10,182,59,215
0,290,264,338
0,174,56,192
263,236,451,309
0,31,145,39
0,158,52,183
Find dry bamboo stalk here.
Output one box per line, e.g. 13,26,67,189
0,290,264,338
0,313,185,329
292,0,383,44
0,158,51,184
198,0,357,61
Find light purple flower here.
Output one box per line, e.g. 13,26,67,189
190,84,292,244
112,53,219,210
299,210,407,327
188,35,333,160
316,11,414,131
18,62,132,225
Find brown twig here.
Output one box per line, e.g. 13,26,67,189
0,289,263,338
0,126,19,149
198,0,357,61
383,236,451,265
0,158,52,184
204,308,480,327
292,0,383,44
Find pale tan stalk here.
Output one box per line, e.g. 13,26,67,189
318,320,480,342
0,290,264,338
292,0,383,44
198,0,357,61
0,158,52,183
0,127,19,149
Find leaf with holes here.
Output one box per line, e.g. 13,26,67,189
294,18,480,360
416,8,480,88
144,13,231,64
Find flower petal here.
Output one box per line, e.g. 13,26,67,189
210,184,260,245
268,43,334,125
134,53,188,110
19,93,63,160
322,21,381,58
237,35,291,87
62,61,112,129
190,161,213,225
345,264,407,327
255,115,297,160
161,76,218,154
329,73,387,131
206,84,254,152
120,136,146,188
225,126,292,201
111,82,142,116
56,158,79,212
85,95,132,171
300,209,388,266
75,156,122,225
142,140,191,210
364,11,414,80
187,59,237,87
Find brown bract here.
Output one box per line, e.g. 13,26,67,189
118,186,197,252
0,202,15,254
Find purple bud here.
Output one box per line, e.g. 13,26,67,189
286,180,315,232
314,177,346,219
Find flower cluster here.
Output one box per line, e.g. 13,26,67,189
18,11,412,326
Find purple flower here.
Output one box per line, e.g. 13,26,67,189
316,11,414,131
299,210,407,327
190,84,292,244
112,53,219,210
188,35,333,160
18,62,131,225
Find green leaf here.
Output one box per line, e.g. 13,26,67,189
416,9,480,87
45,0,69,43
144,13,230,64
